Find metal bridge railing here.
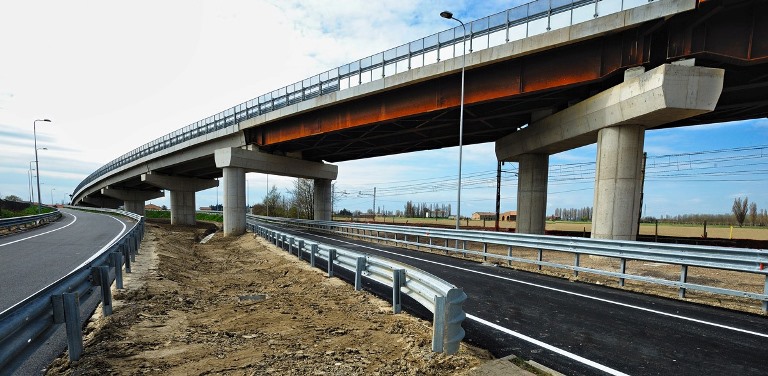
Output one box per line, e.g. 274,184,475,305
73,0,658,199
253,216,768,313
246,216,467,354
0,208,145,374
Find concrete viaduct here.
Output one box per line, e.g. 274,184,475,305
72,0,768,240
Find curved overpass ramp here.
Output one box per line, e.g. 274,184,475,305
72,0,767,239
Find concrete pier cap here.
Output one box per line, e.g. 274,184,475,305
215,147,339,236
140,172,219,226
100,187,165,216
495,63,725,161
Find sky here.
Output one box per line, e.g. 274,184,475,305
1,0,766,219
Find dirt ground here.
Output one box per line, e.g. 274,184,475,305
45,221,494,375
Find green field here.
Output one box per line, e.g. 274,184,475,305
335,215,768,241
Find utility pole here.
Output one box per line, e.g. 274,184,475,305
495,161,502,231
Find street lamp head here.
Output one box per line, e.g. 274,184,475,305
440,11,453,19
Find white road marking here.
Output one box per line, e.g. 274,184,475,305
467,314,631,376
0,212,78,248
0,212,130,316
308,231,768,338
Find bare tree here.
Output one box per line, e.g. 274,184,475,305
732,197,749,227
289,178,314,219
749,202,758,226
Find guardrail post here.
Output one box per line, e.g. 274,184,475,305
95,266,113,316
462,240,467,257
355,257,366,291
310,244,317,267
763,276,767,313
298,240,304,259
111,252,123,289
327,249,336,277
619,258,627,287
443,288,467,355
123,245,132,274
507,245,512,266
482,243,487,262
537,249,543,270
432,296,446,353
63,293,83,361
393,269,405,313
679,265,688,298
288,236,294,254
574,253,580,277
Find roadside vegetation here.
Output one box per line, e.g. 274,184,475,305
143,210,222,223
0,196,55,218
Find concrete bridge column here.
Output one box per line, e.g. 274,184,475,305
124,200,146,216
169,191,196,225
100,187,164,215
141,172,219,226
314,178,332,221
592,125,645,240
214,147,339,236
516,154,549,234
222,167,246,236
496,62,723,240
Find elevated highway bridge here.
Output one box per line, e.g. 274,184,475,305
72,0,767,238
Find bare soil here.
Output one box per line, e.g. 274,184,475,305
45,221,493,375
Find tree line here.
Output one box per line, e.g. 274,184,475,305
215,181,768,228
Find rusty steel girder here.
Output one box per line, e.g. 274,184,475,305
668,0,768,64
249,29,648,147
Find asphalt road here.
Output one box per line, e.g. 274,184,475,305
0,208,133,313
264,224,768,376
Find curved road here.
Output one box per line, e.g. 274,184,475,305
0,208,134,313
262,224,768,376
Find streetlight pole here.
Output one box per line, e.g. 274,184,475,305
50,187,56,206
33,119,51,213
28,161,36,203
440,11,467,230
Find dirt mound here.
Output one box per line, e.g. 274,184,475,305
45,222,491,375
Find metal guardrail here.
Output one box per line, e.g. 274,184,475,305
0,208,145,374
0,210,62,234
254,216,768,313
246,216,467,354
73,0,659,199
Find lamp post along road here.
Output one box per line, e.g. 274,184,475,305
33,119,51,213
440,11,467,230
28,161,36,203
50,187,56,206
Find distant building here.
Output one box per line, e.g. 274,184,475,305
472,212,497,221
471,211,517,221
145,203,162,211
501,210,517,221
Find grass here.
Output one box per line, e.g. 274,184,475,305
144,210,223,223
0,206,55,219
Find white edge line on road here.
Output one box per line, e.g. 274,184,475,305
74,214,128,268
466,313,631,376
0,212,78,248
311,232,768,339
0,213,129,316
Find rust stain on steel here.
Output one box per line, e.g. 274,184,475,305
255,32,643,146
667,0,767,64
